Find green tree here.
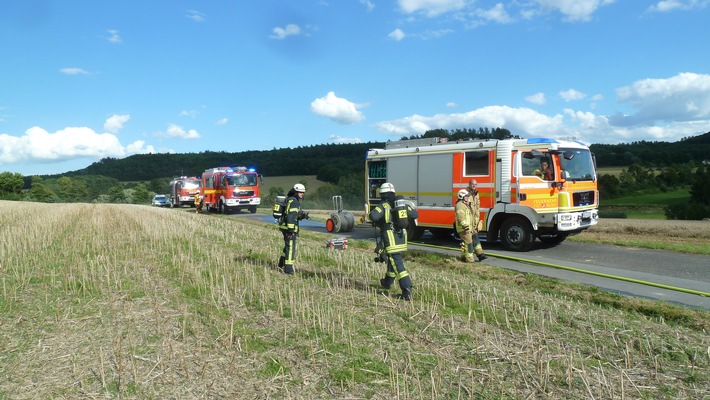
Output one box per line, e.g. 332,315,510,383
108,185,127,203
56,176,89,202
0,172,25,200
132,183,152,204
690,165,710,205
26,176,56,202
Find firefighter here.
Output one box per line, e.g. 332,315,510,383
369,182,418,301
454,189,476,262
465,179,488,261
194,193,203,213
277,183,307,274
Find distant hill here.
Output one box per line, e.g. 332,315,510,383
41,131,710,182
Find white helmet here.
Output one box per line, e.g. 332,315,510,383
379,182,395,193
293,183,306,193
457,189,470,200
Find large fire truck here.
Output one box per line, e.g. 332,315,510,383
201,166,263,214
365,137,599,251
168,176,202,208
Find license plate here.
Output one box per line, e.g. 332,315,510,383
582,211,591,218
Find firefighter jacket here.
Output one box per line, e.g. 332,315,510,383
455,200,474,233
279,196,302,234
369,201,418,254
471,190,482,231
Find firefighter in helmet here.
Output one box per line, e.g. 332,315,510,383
194,193,203,214
465,179,487,261
277,183,308,274
369,182,418,300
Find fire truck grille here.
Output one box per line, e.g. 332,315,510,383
573,191,595,206
235,190,254,197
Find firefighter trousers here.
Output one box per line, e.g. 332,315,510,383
381,252,412,291
280,232,297,274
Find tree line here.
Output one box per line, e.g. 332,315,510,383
2,129,709,219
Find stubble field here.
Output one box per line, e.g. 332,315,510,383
0,201,707,399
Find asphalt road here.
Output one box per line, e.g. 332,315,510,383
240,212,710,310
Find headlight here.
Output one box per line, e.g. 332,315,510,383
559,214,573,221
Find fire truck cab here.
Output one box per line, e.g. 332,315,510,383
365,137,599,251
201,166,263,214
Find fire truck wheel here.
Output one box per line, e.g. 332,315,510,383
500,216,534,252
249,206,257,214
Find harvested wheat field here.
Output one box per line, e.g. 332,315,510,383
0,201,708,399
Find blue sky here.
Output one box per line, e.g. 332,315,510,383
1,0,709,176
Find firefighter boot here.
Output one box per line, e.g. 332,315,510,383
283,263,295,275
277,256,285,271
475,243,487,261
398,287,412,301
459,242,467,262
465,253,475,263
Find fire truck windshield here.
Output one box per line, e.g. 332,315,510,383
560,148,596,181
226,174,257,186
183,181,200,190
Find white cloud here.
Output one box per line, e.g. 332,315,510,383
106,29,122,44
534,0,616,22
60,68,89,75
329,135,363,144
165,124,201,139
610,72,710,126
559,88,586,102
526,92,547,105
270,24,303,40
475,3,513,24
375,105,566,137
0,127,126,164
311,92,365,124
398,0,466,17
104,114,130,134
216,118,228,126
359,0,375,11
180,110,199,118
647,0,709,12
186,10,206,22
446,102,458,108
389,28,406,41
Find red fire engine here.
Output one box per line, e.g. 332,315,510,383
168,176,202,208
201,166,263,214
365,137,599,251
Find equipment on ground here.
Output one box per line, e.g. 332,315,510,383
325,195,355,233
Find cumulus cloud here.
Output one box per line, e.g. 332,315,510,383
610,72,710,126
375,105,566,137
270,24,303,40
475,3,513,24
165,124,201,139
559,89,586,102
311,92,365,124
446,102,458,108
398,0,466,17
526,92,547,105
359,0,375,11
215,118,228,126
60,68,89,75
0,125,154,165
104,114,130,134
389,28,405,41
647,0,709,12
535,0,615,22
329,135,363,144
106,29,122,44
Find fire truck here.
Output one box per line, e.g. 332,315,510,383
365,137,599,251
168,176,202,208
201,166,263,214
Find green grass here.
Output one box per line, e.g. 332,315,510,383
602,188,690,206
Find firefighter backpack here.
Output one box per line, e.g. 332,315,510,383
391,197,409,230
272,195,287,220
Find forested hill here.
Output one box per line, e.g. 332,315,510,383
56,142,385,182
49,131,710,182
590,131,710,167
